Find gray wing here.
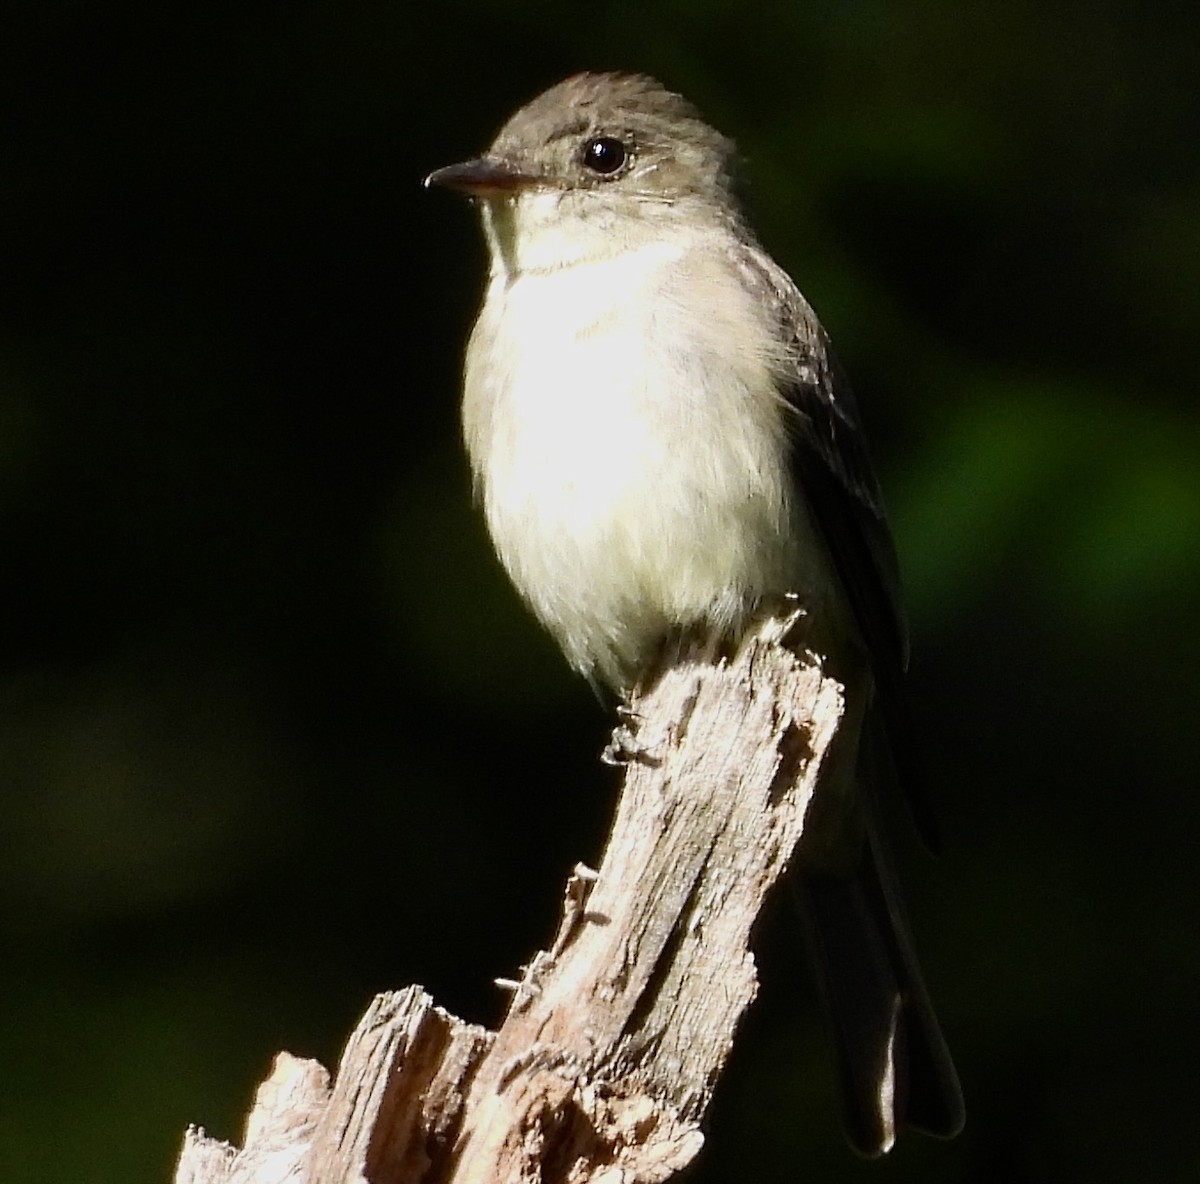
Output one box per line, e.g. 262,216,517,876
739,246,963,1151
737,244,932,840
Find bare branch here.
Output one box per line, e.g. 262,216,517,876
174,615,842,1183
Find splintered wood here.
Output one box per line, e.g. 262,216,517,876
174,613,843,1183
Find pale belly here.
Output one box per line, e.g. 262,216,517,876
463,251,833,688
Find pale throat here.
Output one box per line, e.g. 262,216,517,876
479,189,690,279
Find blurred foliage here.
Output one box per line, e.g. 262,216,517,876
1,2,1198,1182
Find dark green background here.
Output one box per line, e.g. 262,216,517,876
2,3,1197,1181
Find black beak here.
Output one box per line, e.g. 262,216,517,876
423,155,536,197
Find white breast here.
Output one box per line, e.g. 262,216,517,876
462,232,822,688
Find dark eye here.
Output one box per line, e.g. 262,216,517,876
581,136,628,176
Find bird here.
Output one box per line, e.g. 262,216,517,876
425,71,964,1156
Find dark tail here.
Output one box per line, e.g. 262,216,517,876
793,817,964,1156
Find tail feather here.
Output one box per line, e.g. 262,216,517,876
793,820,964,1156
